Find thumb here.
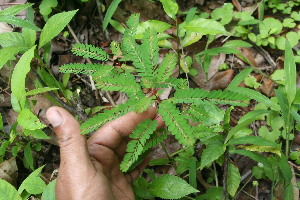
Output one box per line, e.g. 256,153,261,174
46,106,91,169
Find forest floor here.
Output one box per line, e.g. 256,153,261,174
0,0,300,199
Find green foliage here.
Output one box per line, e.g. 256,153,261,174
0,179,22,200
121,119,158,172
39,0,58,18
39,10,78,48
41,180,56,200
184,18,227,35
227,162,241,197
103,0,122,30
160,0,178,20
72,43,109,61
148,174,199,199
11,46,36,108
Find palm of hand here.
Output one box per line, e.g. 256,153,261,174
46,107,159,200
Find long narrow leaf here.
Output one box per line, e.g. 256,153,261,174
0,15,40,31
284,41,296,105
103,0,122,30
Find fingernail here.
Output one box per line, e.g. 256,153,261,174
47,109,63,128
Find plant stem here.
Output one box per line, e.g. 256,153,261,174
213,161,219,187
285,107,291,157
222,149,229,200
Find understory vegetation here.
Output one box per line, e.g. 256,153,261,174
0,0,300,199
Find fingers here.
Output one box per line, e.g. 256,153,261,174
88,107,158,150
46,106,93,171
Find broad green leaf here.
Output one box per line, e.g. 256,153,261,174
23,129,50,139
227,162,241,197
23,142,34,171
22,28,36,48
0,3,33,16
0,32,26,48
227,135,279,148
189,157,197,189
211,3,233,25
225,109,269,143
284,40,296,105
258,126,280,142
275,89,290,126
18,166,46,195
286,32,299,47
223,40,252,48
149,174,199,199
39,0,58,17
196,186,223,200
182,31,202,47
227,67,254,89
0,179,22,200
184,18,227,35
26,87,58,96
135,20,172,39
200,136,226,169
291,109,300,124
133,177,155,199
39,10,78,49
160,0,178,20
0,15,41,31
17,109,46,130
270,69,285,85
41,180,56,200
0,46,23,70
103,0,122,30
109,19,125,33
11,46,36,105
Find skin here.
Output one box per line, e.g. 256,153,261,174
46,106,163,200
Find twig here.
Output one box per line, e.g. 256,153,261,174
31,68,88,121
96,0,111,41
241,190,257,199
213,162,219,187
222,150,229,200
67,24,116,106
251,42,277,70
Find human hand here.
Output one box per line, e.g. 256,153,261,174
46,106,162,200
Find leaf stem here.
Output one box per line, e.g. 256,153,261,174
222,149,229,200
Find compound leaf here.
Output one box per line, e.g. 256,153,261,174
159,101,195,146
120,119,158,172
71,43,109,61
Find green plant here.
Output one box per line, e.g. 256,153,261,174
0,4,77,196
59,4,299,196
0,166,56,199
